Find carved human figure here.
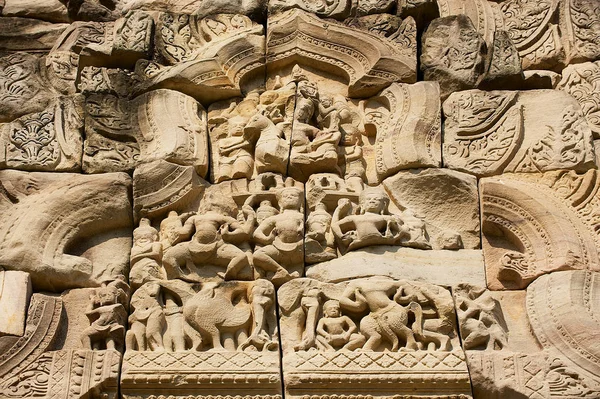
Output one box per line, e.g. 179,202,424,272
294,286,323,351
338,278,423,351
290,79,341,180
159,211,197,252
239,279,278,351
162,192,255,281
454,284,508,351
305,202,336,263
214,111,258,181
331,187,430,254
126,282,166,351
81,278,129,351
253,187,304,285
316,299,365,351
130,218,165,288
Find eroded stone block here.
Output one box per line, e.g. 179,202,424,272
0,170,133,291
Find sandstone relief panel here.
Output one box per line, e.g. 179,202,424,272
279,277,472,399
1,1,599,399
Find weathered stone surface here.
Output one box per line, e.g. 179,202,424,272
499,0,564,71
305,246,486,286
122,0,267,20
0,18,69,51
421,15,487,99
139,13,265,104
131,174,304,287
443,89,596,177
559,0,600,65
481,170,600,290
83,89,208,174
1,0,69,22
121,279,281,399
0,170,133,291
267,9,417,98
279,277,472,399
383,168,480,250
457,271,600,398
0,95,84,172
2,3,600,399
0,269,31,336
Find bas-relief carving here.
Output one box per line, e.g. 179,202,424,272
208,79,296,183
83,89,208,174
131,174,304,287
443,89,596,177
455,272,600,398
557,61,600,138
266,9,417,98
2,3,600,399
121,279,281,399
480,170,600,290
278,277,472,399
0,280,125,399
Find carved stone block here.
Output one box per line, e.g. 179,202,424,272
421,15,487,99
481,170,600,290
559,0,600,65
121,279,281,399
279,277,472,399
208,79,295,183
0,170,133,291
0,95,84,172
0,269,31,337
83,89,208,175
0,18,69,52
140,13,266,104
267,9,417,98
443,90,596,177
455,271,600,398
557,61,600,138
131,173,304,287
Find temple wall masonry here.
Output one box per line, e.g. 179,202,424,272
1,0,600,398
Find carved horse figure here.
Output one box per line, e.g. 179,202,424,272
245,112,289,175
183,283,253,351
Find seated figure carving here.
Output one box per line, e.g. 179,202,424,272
316,299,365,351
331,187,430,254
162,191,255,281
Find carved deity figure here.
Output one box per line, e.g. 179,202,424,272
338,278,423,351
454,284,508,351
130,218,165,289
305,202,336,263
253,187,304,286
316,299,365,351
81,277,129,351
331,187,430,254
162,191,255,281
126,282,166,351
289,77,342,180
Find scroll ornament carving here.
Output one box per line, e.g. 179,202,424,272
480,170,600,290
443,89,596,177
557,61,600,138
